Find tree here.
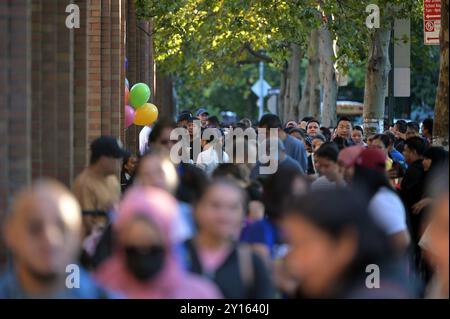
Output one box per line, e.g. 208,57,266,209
318,24,338,127
299,29,321,120
362,26,391,136
280,43,302,122
433,0,449,148
137,0,427,129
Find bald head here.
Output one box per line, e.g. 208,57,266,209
4,179,82,284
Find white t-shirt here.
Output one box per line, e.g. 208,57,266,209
196,147,230,176
139,126,152,155
368,187,407,235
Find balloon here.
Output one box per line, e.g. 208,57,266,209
125,78,129,89
129,83,151,108
134,103,158,126
124,105,135,128
125,86,129,105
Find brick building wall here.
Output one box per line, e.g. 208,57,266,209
0,0,175,268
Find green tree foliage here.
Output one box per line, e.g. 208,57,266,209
136,0,431,119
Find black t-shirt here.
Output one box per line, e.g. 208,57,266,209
400,159,426,243
184,239,276,299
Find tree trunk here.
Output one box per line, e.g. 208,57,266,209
318,26,338,127
278,44,302,123
278,62,288,121
299,29,320,120
363,26,391,137
433,0,449,149
287,43,301,121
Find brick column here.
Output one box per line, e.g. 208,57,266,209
0,0,32,267
124,0,139,155
0,0,32,211
56,0,74,185
74,0,89,176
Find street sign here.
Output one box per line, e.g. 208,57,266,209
267,88,280,95
251,79,271,98
424,0,441,45
267,95,278,114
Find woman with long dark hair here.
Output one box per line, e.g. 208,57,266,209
184,179,276,299
350,148,411,253
282,188,415,298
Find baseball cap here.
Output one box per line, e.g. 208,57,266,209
188,116,200,123
355,148,386,173
177,112,191,123
196,108,209,117
338,145,364,168
90,136,128,159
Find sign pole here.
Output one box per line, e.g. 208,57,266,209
258,61,264,120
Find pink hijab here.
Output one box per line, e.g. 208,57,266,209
95,186,221,299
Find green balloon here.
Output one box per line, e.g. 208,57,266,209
129,83,151,108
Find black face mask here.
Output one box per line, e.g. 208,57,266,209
124,245,166,281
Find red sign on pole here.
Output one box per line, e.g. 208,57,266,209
424,0,441,45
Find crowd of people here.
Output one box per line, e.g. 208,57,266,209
0,108,448,299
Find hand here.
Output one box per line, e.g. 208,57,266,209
412,198,432,214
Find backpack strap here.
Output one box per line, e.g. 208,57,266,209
237,244,255,293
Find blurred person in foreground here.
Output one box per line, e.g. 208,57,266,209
242,166,309,262
411,146,449,215
184,179,275,298
90,148,194,270
419,165,449,298
72,136,127,266
351,148,411,254
282,188,416,298
95,186,221,298
0,179,114,298
401,137,428,251
212,163,265,235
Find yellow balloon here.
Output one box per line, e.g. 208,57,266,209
133,103,158,126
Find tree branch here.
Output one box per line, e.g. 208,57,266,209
137,24,157,38
244,43,273,63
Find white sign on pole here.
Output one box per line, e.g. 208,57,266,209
267,95,278,114
251,79,271,98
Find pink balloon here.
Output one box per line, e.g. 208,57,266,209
125,105,135,128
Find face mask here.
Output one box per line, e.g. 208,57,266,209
124,245,165,281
